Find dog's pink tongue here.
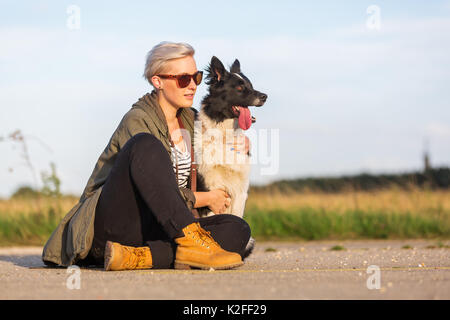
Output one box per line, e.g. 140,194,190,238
238,106,252,130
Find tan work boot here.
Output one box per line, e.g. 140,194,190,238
104,241,153,271
174,222,243,270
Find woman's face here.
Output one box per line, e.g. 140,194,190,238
153,55,199,109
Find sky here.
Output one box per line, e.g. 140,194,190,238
1,0,450,198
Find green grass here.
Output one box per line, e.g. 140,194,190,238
425,241,450,249
330,245,346,251
245,207,450,241
0,204,449,246
0,208,61,246
437,241,450,248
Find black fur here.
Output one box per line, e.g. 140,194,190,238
201,56,267,124
242,237,255,260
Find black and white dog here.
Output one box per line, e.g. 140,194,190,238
194,56,267,258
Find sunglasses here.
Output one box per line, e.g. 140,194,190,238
157,71,203,88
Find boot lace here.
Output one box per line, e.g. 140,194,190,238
123,246,148,269
187,223,219,249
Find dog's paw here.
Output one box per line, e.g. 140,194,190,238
242,237,256,260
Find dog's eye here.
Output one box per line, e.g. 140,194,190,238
236,86,244,92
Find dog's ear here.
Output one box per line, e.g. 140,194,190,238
210,56,226,81
230,59,241,74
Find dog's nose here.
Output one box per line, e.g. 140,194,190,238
260,93,267,102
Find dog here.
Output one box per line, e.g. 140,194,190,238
193,56,267,259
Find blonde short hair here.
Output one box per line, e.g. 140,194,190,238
143,41,195,87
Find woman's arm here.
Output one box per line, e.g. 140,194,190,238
192,191,211,208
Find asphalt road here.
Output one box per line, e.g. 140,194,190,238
0,239,449,299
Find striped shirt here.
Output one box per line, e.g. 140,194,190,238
170,139,191,188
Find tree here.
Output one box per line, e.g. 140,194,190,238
11,185,40,199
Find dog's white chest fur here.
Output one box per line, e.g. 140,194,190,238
194,110,251,218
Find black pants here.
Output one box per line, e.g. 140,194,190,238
85,132,251,269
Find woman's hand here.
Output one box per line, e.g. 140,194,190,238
207,189,231,214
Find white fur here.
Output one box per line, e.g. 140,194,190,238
233,73,244,80
194,108,251,218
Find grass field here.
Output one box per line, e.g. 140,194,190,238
246,187,450,240
0,187,449,246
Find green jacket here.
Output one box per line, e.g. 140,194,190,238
42,90,198,267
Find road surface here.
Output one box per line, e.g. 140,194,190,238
0,239,449,299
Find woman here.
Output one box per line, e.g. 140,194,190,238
42,41,251,270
